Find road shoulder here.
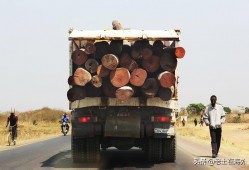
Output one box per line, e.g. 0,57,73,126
177,135,249,170
0,134,64,152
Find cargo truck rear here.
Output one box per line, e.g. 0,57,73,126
67,29,185,163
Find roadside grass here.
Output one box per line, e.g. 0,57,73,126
0,108,70,146
176,114,249,153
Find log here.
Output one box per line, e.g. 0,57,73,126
71,49,87,65
102,54,119,70
153,40,164,57
131,44,142,59
86,83,102,97
110,68,130,87
67,86,86,102
120,53,138,71
175,47,185,58
142,55,160,73
160,53,177,72
91,75,102,88
135,40,150,47
158,86,174,101
73,68,92,86
109,40,123,56
84,42,96,54
68,76,75,85
97,64,110,77
130,68,147,87
163,47,185,58
153,40,164,50
153,48,164,57
141,44,153,60
141,78,159,98
102,80,118,98
158,71,176,88
131,40,149,59
94,41,109,58
115,86,134,102
121,45,132,55
85,58,99,73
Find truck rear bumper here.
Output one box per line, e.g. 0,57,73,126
72,123,175,138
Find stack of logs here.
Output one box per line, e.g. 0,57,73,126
67,21,185,102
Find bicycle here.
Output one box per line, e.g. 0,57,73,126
7,125,17,146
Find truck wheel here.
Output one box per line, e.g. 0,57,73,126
147,138,162,162
86,138,100,162
71,137,86,163
162,137,176,162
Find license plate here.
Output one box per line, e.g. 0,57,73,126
154,128,168,134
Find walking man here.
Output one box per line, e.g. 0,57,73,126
182,118,186,127
203,95,225,158
200,117,204,127
194,118,197,126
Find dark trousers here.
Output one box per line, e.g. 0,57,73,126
10,126,17,140
209,128,222,155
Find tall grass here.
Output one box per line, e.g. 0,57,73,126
0,107,70,146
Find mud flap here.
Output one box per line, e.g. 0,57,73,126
104,111,140,138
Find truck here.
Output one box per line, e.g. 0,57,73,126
68,28,184,163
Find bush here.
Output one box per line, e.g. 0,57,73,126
33,120,38,125
186,103,206,115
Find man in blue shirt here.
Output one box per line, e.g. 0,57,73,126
61,113,70,132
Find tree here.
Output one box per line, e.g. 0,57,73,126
223,107,231,114
179,107,186,116
245,107,249,113
186,103,206,115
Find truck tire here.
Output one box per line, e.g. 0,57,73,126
147,138,162,162
162,137,176,162
86,138,100,162
71,137,86,163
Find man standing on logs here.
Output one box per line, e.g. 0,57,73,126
203,95,226,158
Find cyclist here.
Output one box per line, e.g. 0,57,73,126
6,112,18,142
61,113,70,132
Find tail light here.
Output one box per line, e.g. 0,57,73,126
151,116,171,123
175,47,185,58
77,116,97,123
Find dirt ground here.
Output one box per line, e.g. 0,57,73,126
176,122,249,164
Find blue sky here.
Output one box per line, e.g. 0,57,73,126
0,0,248,112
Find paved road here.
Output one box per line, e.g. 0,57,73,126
0,135,215,170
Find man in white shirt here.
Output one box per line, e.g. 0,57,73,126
203,95,225,158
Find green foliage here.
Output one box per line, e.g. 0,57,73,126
186,103,206,115
179,107,187,116
245,107,249,113
224,107,231,114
